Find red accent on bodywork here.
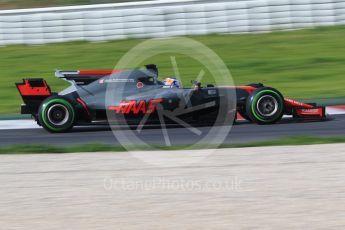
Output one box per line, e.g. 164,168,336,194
222,86,257,94
108,99,163,115
79,70,124,75
76,97,91,118
284,98,315,109
16,79,51,96
147,99,163,114
236,86,258,93
236,112,245,121
294,108,325,118
285,98,326,118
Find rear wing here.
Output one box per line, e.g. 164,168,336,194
16,78,51,97
16,78,52,114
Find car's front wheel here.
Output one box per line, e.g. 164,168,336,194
246,87,284,124
38,97,75,133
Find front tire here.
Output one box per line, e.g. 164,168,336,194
38,97,75,133
246,87,284,124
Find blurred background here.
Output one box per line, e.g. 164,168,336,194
0,0,344,114
0,0,149,9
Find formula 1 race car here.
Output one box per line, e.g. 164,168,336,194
16,65,326,133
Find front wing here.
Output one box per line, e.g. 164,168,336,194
285,98,326,119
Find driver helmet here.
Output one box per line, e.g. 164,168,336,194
163,77,181,88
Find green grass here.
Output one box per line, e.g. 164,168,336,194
0,0,148,9
0,143,126,154
1,26,345,114
1,136,345,154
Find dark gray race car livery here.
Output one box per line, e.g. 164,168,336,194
16,65,326,133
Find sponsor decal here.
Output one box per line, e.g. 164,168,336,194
208,89,217,95
137,82,144,89
285,98,314,109
99,79,135,84
295,107,325,118
285,98,305,107
301,109,320,113
108,99,163,114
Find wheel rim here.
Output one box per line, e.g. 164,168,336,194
47,104,69,126
256,95,278,117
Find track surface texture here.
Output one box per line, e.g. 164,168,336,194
0,144,344,229
1,115,345,147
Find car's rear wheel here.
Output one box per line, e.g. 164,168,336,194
246,87,284,124
38,97,75,133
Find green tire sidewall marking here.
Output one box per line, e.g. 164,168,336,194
40,98,75,132
250,90,283,123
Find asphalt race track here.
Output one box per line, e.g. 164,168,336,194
1,115,345,147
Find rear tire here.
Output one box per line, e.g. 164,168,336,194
38,97,75,133
246,87,284,124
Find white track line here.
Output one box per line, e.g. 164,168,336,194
326,107,345,115
0,120,39,130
